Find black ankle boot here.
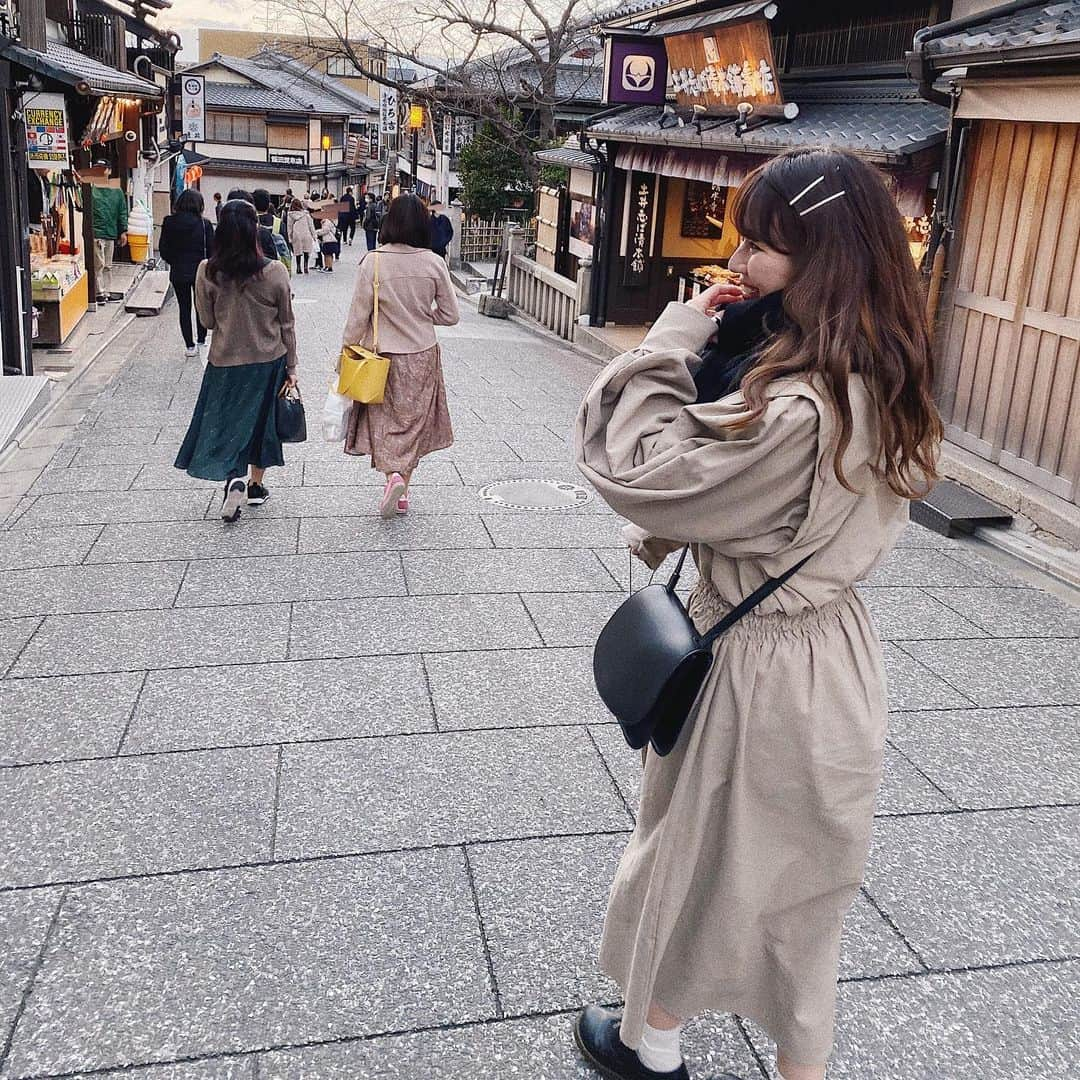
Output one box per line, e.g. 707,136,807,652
574,1006,690,1080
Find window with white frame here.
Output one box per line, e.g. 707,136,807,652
206,112,267,145
327,56,361,77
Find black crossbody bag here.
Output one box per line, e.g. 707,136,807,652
593,546,811,757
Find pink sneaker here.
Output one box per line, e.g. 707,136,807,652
379,473,406,518
396,494,410,515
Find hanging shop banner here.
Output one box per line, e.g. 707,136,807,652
380,86,399,136
441,115,452,154
24,93,70,171
665,17,785,115
180,74,205,140
603,36,669,107
622,171,657,287
453,117,474,154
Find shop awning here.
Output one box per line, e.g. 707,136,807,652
535,137,603,171
635,2,777,37
0,39,162,99
586,98,948,165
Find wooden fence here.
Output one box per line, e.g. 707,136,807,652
506,253,578,341
460,220,536,263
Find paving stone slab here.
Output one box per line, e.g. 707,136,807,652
0,470,41,501
0,446,60,474
522,593,624,647
932,545,1030,586
12,605,291,676
130,464,293,491
0,672,144,766
0,617,41,677
859,587,986,641
259,1007,762,1079
275,728,630,859
27,465,140,496
426,647,610,730
427,440,522,462
587,724,641,814
71,1060,254,1079
298,514,492,554
289,594,538,659
592,546,698,592
63,425,163,448
483,515,626,549
208,487,402,520
86,519,299,564
863,808,1080,968
881,643,973,711
468,834,628,1014
403,549,619,595
14,490,212,529
0,525,102,571
865,548,1009,588
0,747,276,888
0,560,185,617
2,851,492,1076
926,585,1080,637
125,656,434,753
70,443,181,467
384,487,613,517
0,888,62,1046
748,961,1079,1079
302,458,462,487
451,460,595,486
176,551,406,607
874,746,956,815
838,892,924,980
888,706,1080,809
899,638,1080,707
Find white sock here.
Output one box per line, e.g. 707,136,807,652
634,1020,683,1072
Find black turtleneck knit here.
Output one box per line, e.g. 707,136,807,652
693,291,787,404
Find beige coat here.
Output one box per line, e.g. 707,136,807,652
288,210,317,255
575,301,909,1064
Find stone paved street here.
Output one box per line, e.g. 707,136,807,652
0,253,1077,1079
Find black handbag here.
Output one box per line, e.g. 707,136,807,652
593,546,811,756
276,383,307,443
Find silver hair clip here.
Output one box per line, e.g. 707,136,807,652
797,189,846,217
788,175,825,206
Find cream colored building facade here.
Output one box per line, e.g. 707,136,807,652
196,28,385,99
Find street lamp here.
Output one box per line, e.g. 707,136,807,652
321,132,331,194
407,104,424,193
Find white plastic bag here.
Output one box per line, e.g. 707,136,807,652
321,381,351,442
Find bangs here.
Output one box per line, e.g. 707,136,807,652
732,170,796,254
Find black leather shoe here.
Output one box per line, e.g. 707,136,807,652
574,1006,690,1080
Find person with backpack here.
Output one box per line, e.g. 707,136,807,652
226,188,278,262
287,198,317,274
316,216,340,272
338,187,357,246
175,199,298,522
158,188,215,358
362,193,381,251
253,188,292,274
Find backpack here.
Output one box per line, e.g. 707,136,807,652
270,216,292,272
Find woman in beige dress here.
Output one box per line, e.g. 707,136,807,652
341,193,459,516
573,149,942,1080
287,199,317,275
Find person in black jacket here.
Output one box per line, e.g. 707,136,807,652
159,188,215,358
338,186,357,246
227,189,279,263
429,200,453,258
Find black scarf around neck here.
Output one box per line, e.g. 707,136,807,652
693,291,787,404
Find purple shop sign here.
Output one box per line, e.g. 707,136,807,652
604,36,669,107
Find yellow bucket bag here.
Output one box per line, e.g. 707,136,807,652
337,252,390,404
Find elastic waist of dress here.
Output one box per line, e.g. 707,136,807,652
687,579,858,642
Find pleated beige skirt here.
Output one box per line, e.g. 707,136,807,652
344,344,453,474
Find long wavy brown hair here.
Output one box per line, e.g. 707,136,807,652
730,149,941,499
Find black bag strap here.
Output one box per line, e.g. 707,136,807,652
665,545,813,648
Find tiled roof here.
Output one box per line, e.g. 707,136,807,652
44,40,163,98
535,136,603,169
922,0,1080,58
586,99,949,163
203,82,313,112
190,54,352,115
244,49,378,113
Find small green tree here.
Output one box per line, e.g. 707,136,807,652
456,121,524,221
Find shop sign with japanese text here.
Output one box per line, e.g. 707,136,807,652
180,74,205,140
623,171,657,287
24,93,69,171
665,17,784,114
380,86,399,136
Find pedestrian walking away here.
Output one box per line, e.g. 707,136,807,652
287,198,317,274
339,186,357,245
253,188,292,274
362,192,381,251
340,193,459,517
175,199,299,523
573,148,943,1080
158,188,215,358
89,157,128,303
226,188,279,262
317,217,340,272
428,199,453,258
212,191,222,221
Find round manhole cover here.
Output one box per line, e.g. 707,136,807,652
478,479,592,511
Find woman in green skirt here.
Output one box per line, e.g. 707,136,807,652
175,198,298,522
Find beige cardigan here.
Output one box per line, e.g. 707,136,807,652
341,244,459,356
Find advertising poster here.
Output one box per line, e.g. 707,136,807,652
180,74,205,140
568,198,595,259
24,93,69,171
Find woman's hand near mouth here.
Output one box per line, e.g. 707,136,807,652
686,281,746,317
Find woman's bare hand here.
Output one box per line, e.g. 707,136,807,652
685,282,745,317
